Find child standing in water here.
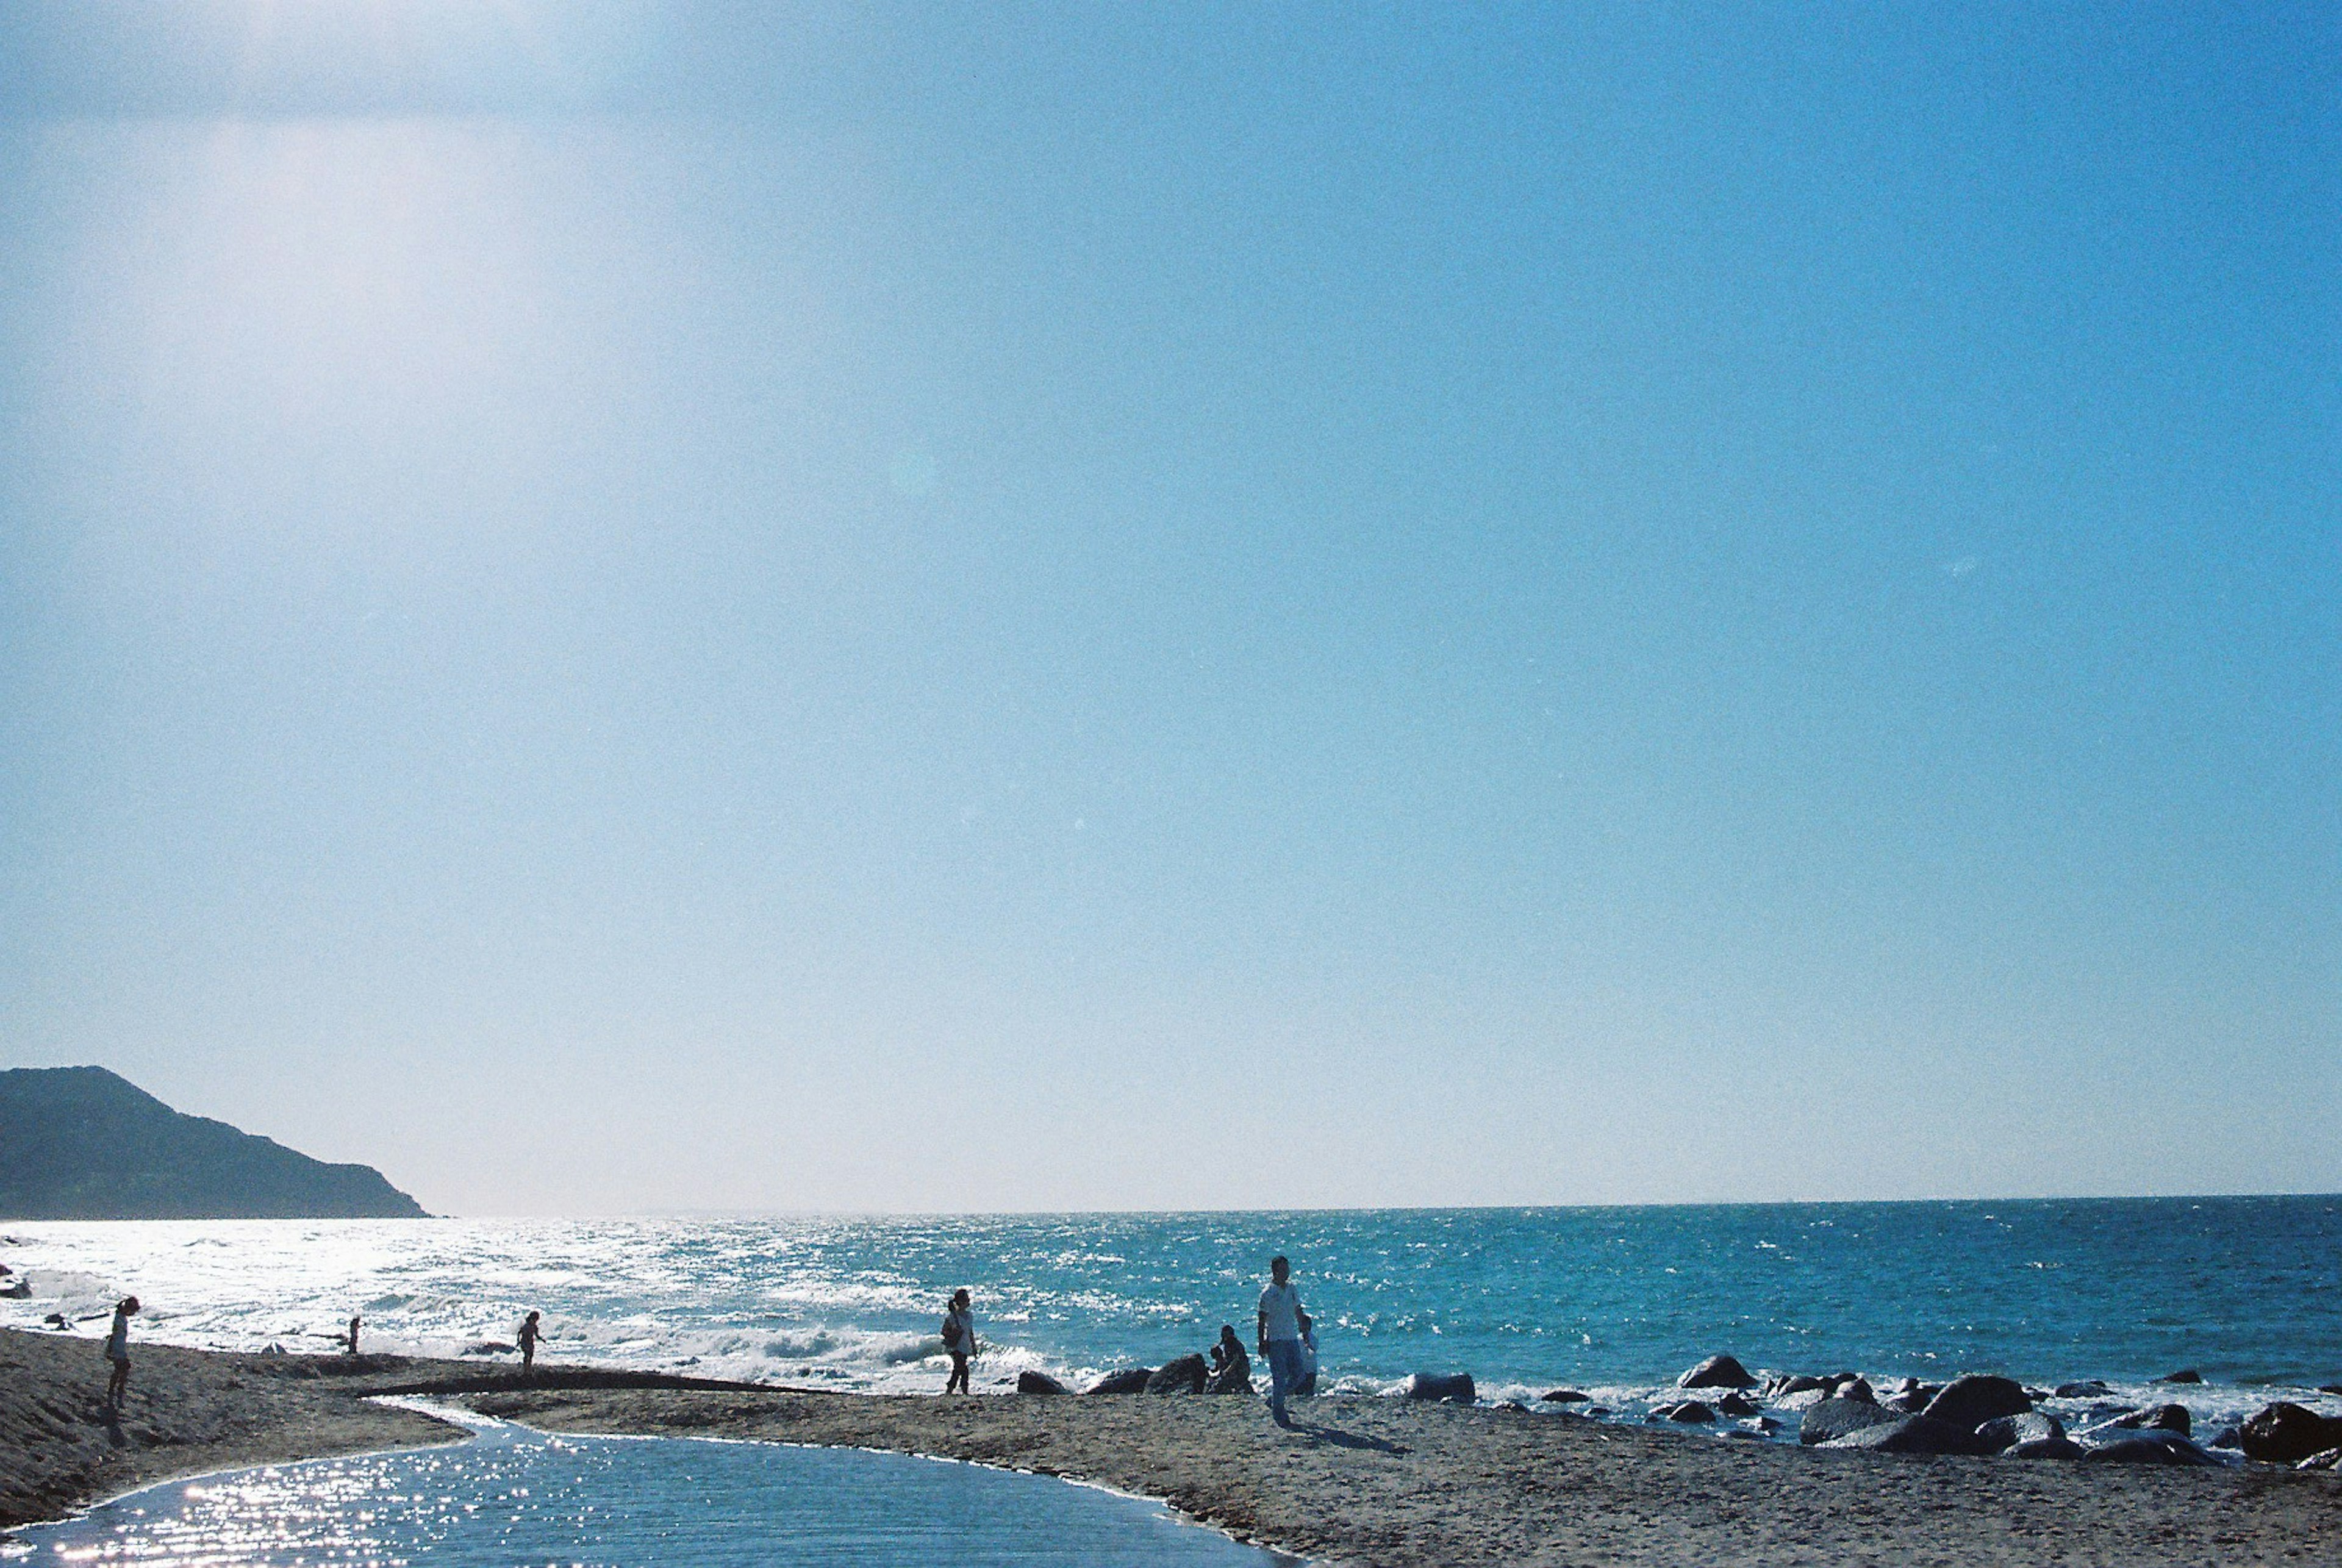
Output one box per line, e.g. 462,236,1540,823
517,1310,542,1376
104,1297,139,1408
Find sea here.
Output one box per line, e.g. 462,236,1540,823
5,1198,2338,1443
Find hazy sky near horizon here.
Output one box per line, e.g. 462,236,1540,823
1,2,2335,1216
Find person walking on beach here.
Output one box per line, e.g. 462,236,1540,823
517,1310,542,1377
103,1296,139,1408
941,1288,976,1394
1256,1256,1306,1427
345,1314,362,1356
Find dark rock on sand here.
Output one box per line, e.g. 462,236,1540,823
2210,1425,2243,1450
1406,1372,1476,1404
2082,1432,2224,1467
2055,1380,2112,1399
1677,1355,1756,1390
1086,1369,1153,1395
2011,1436,2086,1459
1145,1355,1208,1395
1820,1415,1998,1457
1540,1388,1589,1403
1977,1412,2065,1453
2238,1402,2342,1465
1922,1375,2031,1431
1016,1370,1070,1396
2155,1369,2204,1384
1660,1401,1714,1423
2113,1403,2191,1436
1715,1391,1759,1417
2297,1448,2342,1471
1800,1398,1900,1445
1833,1376,1874,1405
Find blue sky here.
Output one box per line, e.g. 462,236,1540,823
1,2,2335,1214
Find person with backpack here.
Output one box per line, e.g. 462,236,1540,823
940,1288,976,1394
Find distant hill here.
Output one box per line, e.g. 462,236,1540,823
0,1066,429,1219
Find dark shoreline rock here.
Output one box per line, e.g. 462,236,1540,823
1145,1355,1208,1395
1406,1372,1476,1404
2239,1402,2342,1465
1800,1397,1899,1446
1678,1355,1756,1390
1820,1415,1997,1456
1922,1375,2030,1431
1015,1370,1070,1396
2155,1369,2204,1384
1086,1368,1153,1395
1540,1388,1589,1403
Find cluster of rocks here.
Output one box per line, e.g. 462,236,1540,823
1650,1355,2342,1470
1011,1353,1258,1398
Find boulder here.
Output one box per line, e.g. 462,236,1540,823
1885,1391,1931,1414
2238,1402,2342,1466
1820,1415,1998,1457
1678,1355,1757,1389
1406,1372,1476,1404
1835,1377,1875,1405
1145,1355,1208,1394
1661,1400,1714,1423
1922,1375,2031,1431
1540,1388,1590,1403
1086,1368,1153,1395
2155,1368,2204,1384
2055,1380,2111,1400
2010,1436,2086,1459
2210,1426,2243,1450
1977,1412,2065,1452
2081,1433,2224,1467
1773,1375,1828,1398
1800,1397,1902,1446
2114,1403,2191,1436
1715,1391,1760,1417
1016,1370,1070,1396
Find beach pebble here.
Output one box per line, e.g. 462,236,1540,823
1406,1372,1477,1404
1977,1412,2066,1453
2239,1402,2342,1465
1800,1397,1900,1446
1820,1414,1998,1456
1085,1369,1153,1395
1539,1388,1589,1403
1015,1371,1071,1396
2113,1403,2191,1436
1677,1355,1757,1389
1144,1356,1207,1395
1921,1375,2030,1431
2155,1368,2204,1384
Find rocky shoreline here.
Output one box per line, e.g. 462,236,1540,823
5,1328,2339,1564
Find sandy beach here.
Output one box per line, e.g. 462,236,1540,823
5,1328,2336,1565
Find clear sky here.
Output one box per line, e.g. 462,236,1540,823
1,2,2335,1215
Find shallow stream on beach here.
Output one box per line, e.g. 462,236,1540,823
0,1406,1290,1566
4,1198,2337,1442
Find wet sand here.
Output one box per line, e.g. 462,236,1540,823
5,1328,2337,1564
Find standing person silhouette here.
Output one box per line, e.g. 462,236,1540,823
1256,1256,1306,1428
517,1311,542,1377
941,1289,976,1394
345,1314,362,1356
103,1297,139,1408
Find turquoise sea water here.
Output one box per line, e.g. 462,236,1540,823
2,1408,1289,1566
4,1197,2337,1436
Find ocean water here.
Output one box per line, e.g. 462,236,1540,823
1,1403,1290,1566
4,1198,2337,1443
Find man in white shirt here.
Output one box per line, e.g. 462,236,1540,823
1255,1255,1306,1428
